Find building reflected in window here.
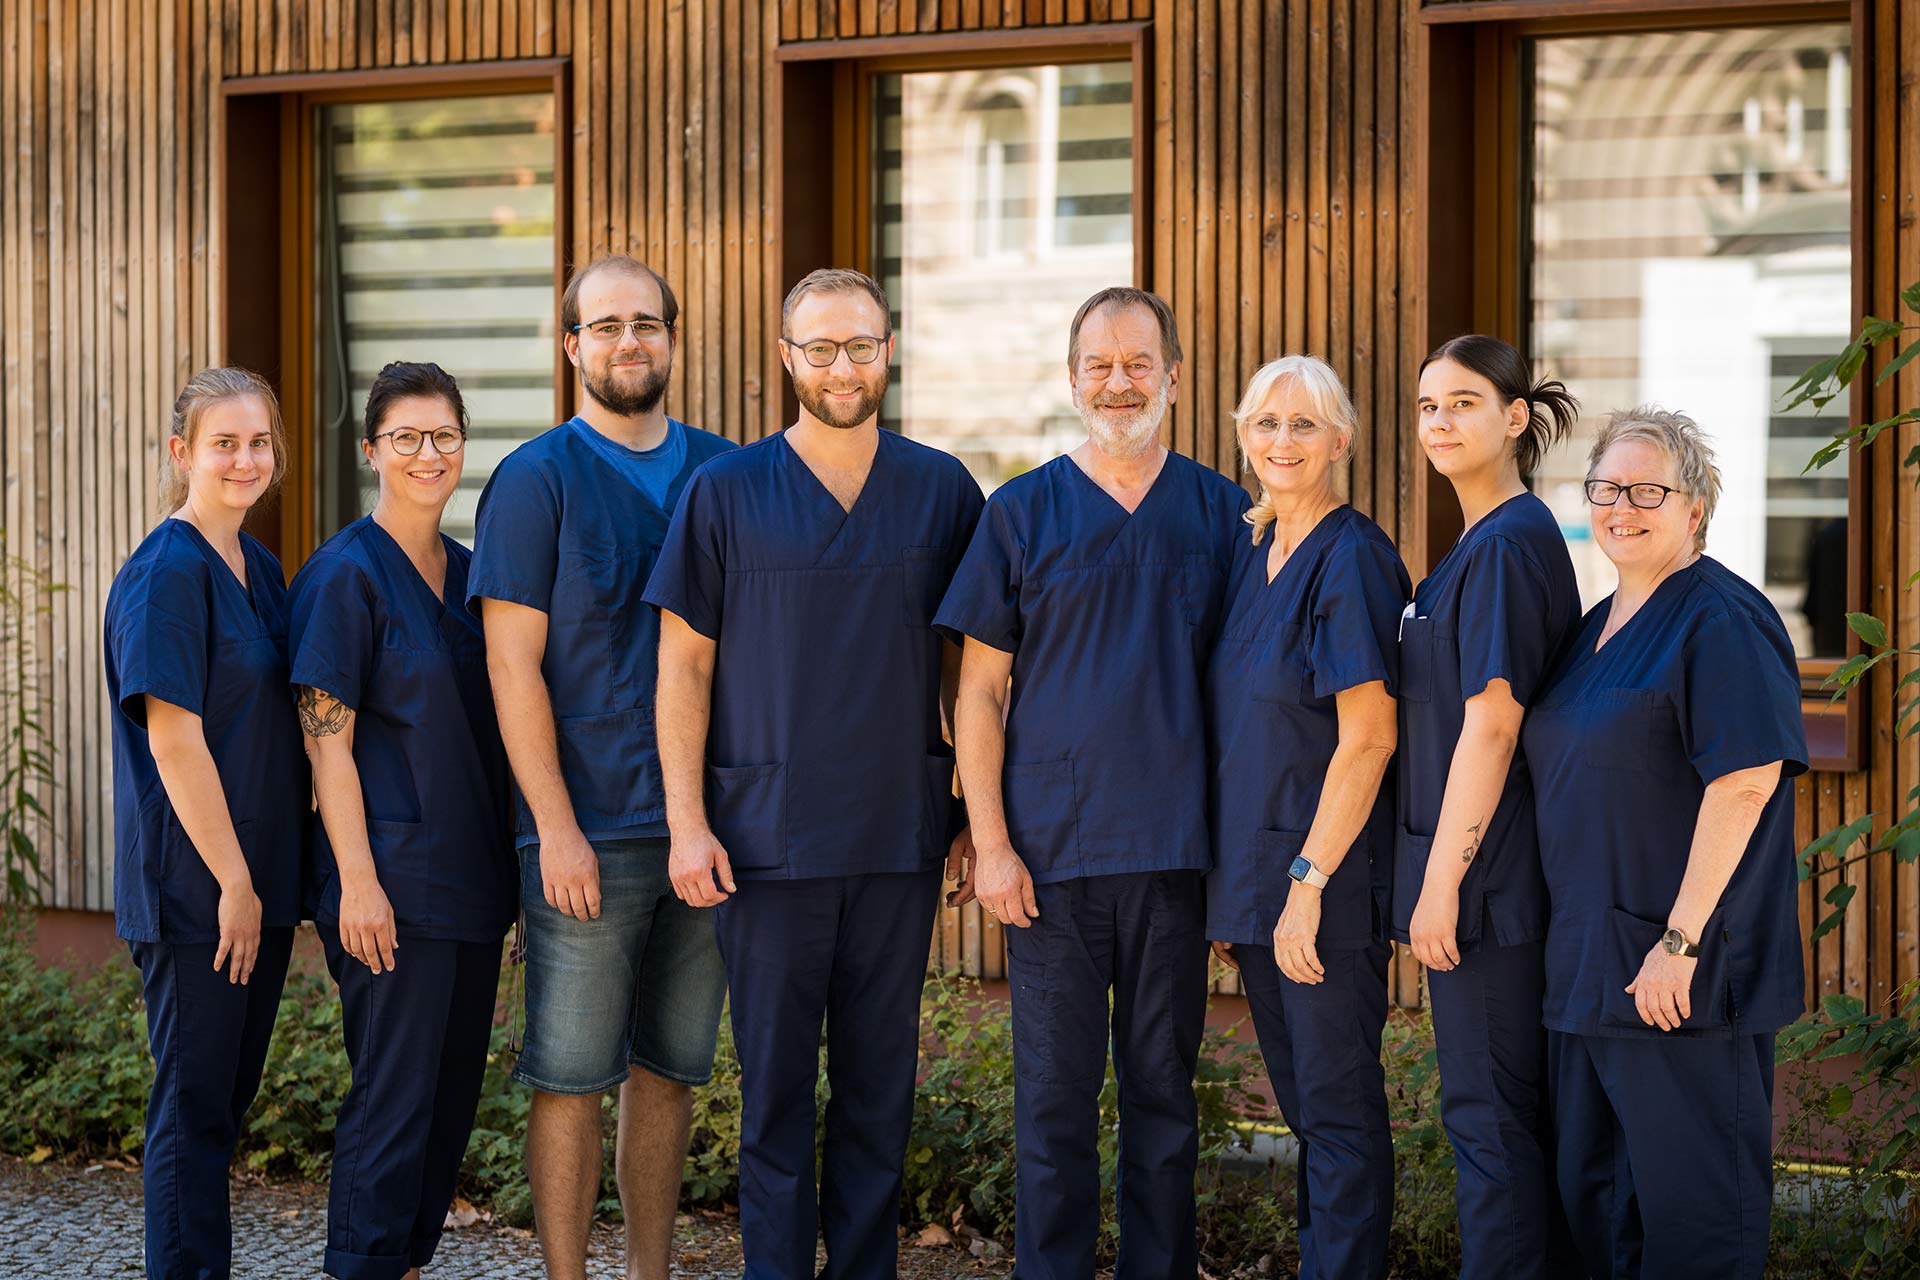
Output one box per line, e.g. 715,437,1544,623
874,62,1133,491
1528,25,1852,658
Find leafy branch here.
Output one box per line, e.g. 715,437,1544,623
0,532,64,906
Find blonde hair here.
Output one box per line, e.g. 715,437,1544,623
1586,405,1721,553
1232,355,1357,545
159,367,287,514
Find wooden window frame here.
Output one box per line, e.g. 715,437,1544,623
217,59,572,568
768,24,1151,439
1417,0,1870,772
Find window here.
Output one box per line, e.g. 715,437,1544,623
313,91,560,545
1525,25,1853,660
872,60,1134,490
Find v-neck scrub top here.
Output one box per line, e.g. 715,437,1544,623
105,519,309,943
1394,492,1581,950
1205,506,1411,948
933,452,1251,884
1521,556,1808,1039
466,416,736,847
289,517,516,942
642,429,984,879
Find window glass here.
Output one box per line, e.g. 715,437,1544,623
1529,25,1852,658
874,61,1134,491
315,92,558,545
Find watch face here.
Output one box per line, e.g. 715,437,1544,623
1289,855,1313,881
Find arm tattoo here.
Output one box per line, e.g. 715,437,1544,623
1461,817,1485,866
297,686,351,738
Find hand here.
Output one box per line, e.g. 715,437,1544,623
214,880,263,985
945,827,977,908
1626,944,1697,1031
1272,886,1326,984
539,826,603,920
1210,940,1239,971
1409,881,1463,972
973,842,1039,928
669,827,736,908
338,872,399,974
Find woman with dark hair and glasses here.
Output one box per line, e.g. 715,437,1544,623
1396,334,1582,1278
1522,408,1805,1278
288,361,517,1280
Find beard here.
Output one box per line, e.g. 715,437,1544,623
581,357,671,417
795,368,888,429
1075,379,1169,458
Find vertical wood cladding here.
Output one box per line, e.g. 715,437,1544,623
2,0,1914,1013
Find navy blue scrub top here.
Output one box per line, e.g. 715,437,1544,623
933,452,1250,884
1205,506,1410,948
1394,492,1580,950
289,517,516,942
466,416,735,847
1522,556,1808,1039
104,519,309,943
642,429,984,879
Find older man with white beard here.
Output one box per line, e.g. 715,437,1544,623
935,288,1250,1280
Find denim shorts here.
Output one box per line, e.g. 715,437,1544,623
512,837,728,1094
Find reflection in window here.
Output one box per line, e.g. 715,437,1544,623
1528,26,1851,658
874,62,1133,490
315,93,557,545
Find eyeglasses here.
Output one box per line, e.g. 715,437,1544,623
572,318,672,342
1585,479,1681,509
371,428,467,457
782,336,886,367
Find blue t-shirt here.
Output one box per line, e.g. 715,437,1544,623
570,416,688,509
467,416,736,848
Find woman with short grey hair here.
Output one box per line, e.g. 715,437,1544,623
1521,405,1808,1278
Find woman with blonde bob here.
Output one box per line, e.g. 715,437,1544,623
1204,355,1409,1278
1522,408,1806,1278
104,367,309,1279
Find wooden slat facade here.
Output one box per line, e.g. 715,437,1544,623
0,0,1914,1012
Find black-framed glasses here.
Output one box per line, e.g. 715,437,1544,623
782,335,886,367
1585,478,1681,509
572,317,673,342
372,427,467,457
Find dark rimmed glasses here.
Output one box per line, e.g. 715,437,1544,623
782,336,886,367
1584,478,1681,509
371,427,467,457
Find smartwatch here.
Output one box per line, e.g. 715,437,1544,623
1288,855,1329,889
1660,927,1700,958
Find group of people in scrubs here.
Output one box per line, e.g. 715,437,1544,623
105,255,1805,1280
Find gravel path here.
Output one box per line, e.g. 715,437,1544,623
0,1158,1012,1278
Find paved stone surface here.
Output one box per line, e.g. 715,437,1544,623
0,1158,1009,1279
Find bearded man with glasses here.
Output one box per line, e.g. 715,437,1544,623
467,255,737,1280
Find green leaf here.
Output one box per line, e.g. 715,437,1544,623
1779,353,1844,412
1902,281,1920,314
1802,814,1877,871
1848,613,1890,649
1810,902,1852,943
1826,881,1859,909
1864,317,1907,344
1826,1083,1855,1117
1876,335,1920,384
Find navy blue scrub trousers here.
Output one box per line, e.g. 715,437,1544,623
713,868,944,1280
1426,940,1567,1280
321,933,503,1280
1005,871,1209,1280
131,928,296,1280
1549,1029,1775,1279
1232,939,1394,1280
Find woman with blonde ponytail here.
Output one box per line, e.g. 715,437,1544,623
1396,334,1583,1278
1204,355,1410,1278
104,367,307,1280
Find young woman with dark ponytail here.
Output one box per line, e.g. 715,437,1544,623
1393,335,1582,1278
